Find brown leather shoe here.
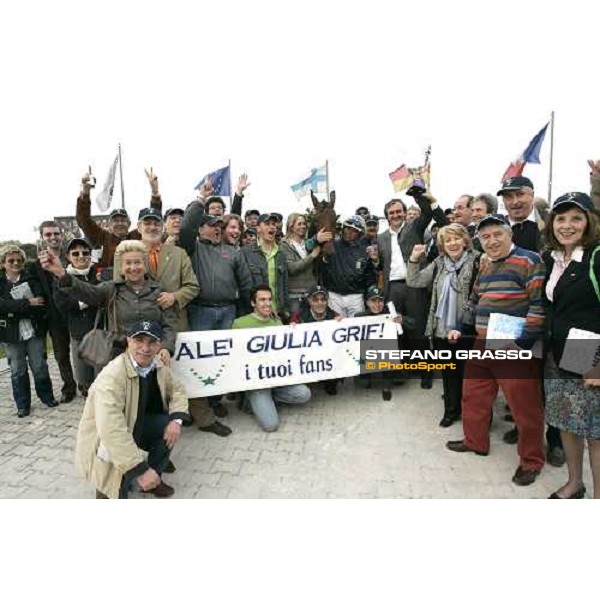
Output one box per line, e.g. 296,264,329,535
141,481,175,498
512,467,540,486
446,440,489,456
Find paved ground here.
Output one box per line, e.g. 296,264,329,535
0,357,591,499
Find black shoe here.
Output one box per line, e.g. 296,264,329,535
421,379,433,390
60,392,76,404
237,397,253,415
198,421,232,437
141,481,175,498
212,403,229,419
548,485,586,499
446,440,489,456
17,408,30,418
546,446,565,467
512,466,540,486
324,381,338,396
44,400,59,408
382,388,392,401
503,413,514,422
439,416,454,428
163,460,176,474
503,427,518,445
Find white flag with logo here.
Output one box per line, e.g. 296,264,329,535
96,153,119,212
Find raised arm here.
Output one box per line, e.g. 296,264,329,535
76,170,108,248
406,245,437,288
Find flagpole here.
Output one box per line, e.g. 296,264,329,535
228,158,232,209
547,111,555,205
325,160,330,201
118,143,125,210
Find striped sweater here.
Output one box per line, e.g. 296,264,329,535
469,245,546,345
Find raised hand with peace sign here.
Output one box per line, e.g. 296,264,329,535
145,167,160,197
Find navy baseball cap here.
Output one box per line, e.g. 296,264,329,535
477,213,510,232
306,285,329,299
551,192,594,213
127,320,163,341
497,176,534,196
257,213,279,224
66,237,92,252
197,214,223,227
164,208,184,219
244,209,260,218
138,207,163,222
366,285,384,300
109,208,129,220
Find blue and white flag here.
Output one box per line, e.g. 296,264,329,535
290,164,327,200
194,165,231,196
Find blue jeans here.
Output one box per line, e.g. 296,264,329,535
188,304,236,332
245,384,311,432
188,304,236,407
4,337,56,410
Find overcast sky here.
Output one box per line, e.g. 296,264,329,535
1,0,598,243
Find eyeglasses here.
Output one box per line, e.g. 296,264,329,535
70,251,90,257
6,258,24,264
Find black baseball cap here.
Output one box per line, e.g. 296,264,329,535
109,208,129,220
551,192,594,214
477,213,510,232
244,209,260,218
164,208,184,219
197,214,223,227
127,320,163,341
306,285,329,299
271,212,283,223
365,214,379,225
355,206,370,215
138,207,163,222
66,237,92,252
244,227,257,236
257,213,279,224
497,176,534,196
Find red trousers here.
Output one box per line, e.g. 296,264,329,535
461,352,545,472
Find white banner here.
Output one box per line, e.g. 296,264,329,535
172,315,398,396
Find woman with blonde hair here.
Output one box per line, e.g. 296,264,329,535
407,223,480,426
280,212,332,313
40,240,177,365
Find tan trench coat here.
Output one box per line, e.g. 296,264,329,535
75,352,189,499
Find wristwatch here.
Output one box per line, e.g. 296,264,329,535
173,419,183,426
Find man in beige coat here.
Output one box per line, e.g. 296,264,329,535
75,320,190,499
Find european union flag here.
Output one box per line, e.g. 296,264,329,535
194,165,231,196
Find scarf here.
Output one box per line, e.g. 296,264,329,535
66,264,91,277
66,264,92,310
435,253,470,333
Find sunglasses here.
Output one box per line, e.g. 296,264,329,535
70,251,91,257
6,258,24,264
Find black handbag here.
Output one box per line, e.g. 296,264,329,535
77,293,118,369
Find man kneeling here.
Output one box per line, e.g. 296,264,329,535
233,285,311,431
75,320,191,499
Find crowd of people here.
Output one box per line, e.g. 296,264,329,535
1,161,600,499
